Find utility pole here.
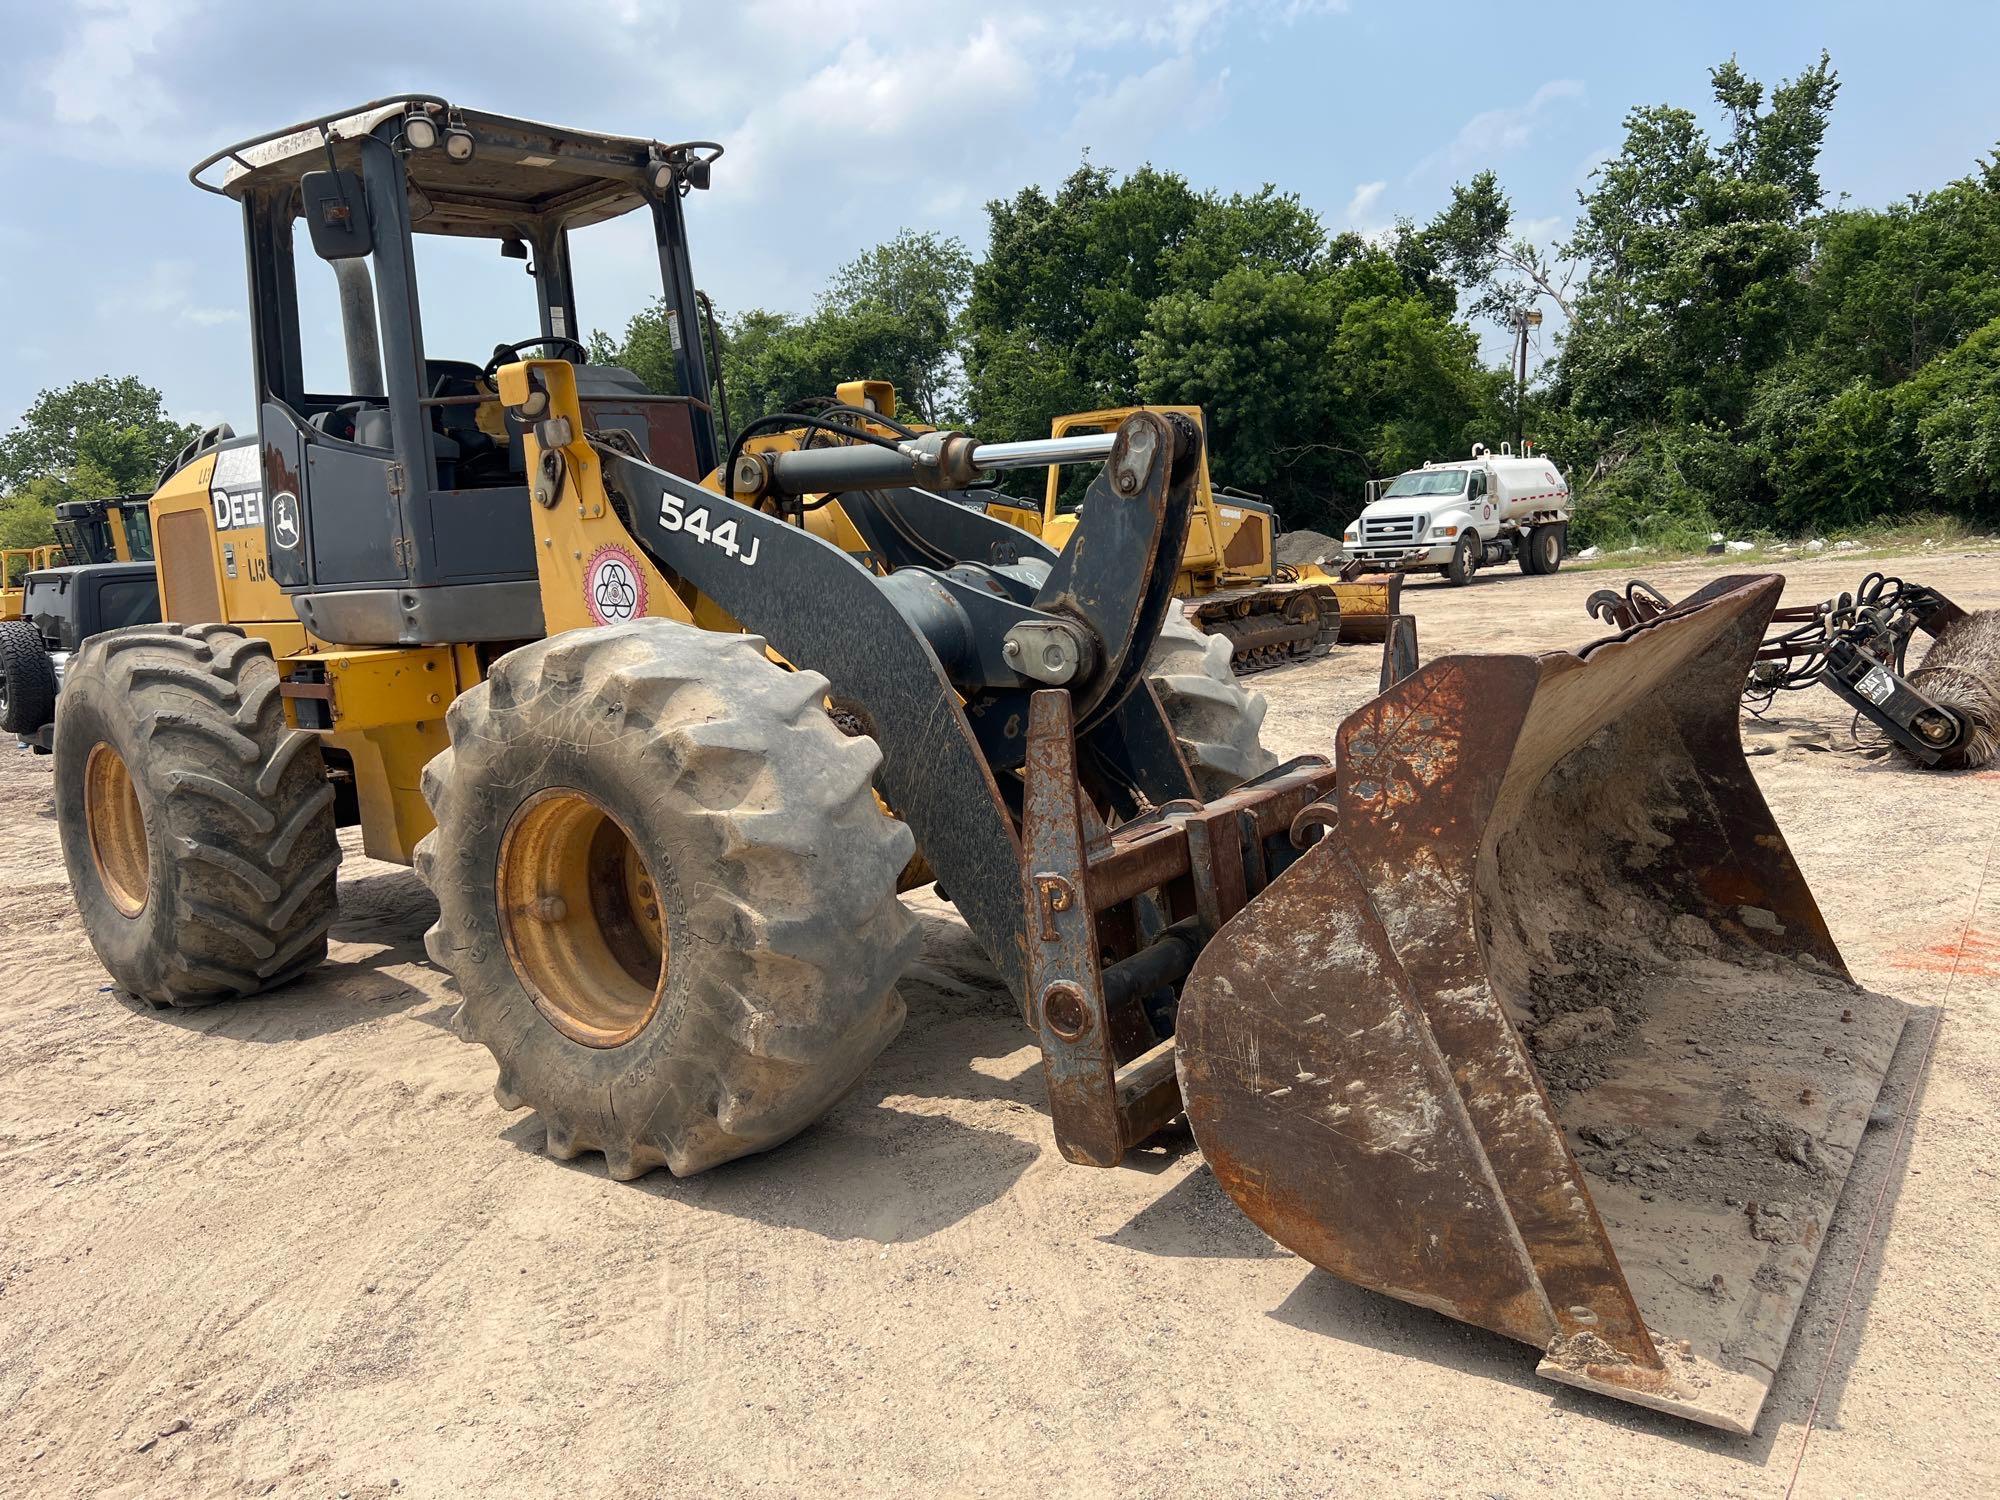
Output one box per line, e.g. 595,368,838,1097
1511,308,1543,450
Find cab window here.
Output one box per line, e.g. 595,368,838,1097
1045,423,1110,516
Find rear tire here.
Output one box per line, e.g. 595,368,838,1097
1146,609,1279,796
0,620,55,737
54,624,340,1006
1445,533,1479,586
416,621,919,1179
1523,523,1564,575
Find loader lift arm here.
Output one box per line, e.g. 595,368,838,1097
545,381,1213,1012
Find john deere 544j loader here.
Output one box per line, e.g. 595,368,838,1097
54,96,1906,1436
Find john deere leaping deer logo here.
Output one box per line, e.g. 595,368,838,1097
270,492,302,551
584,545,647,626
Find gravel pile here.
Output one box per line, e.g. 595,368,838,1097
1276,528,1343,566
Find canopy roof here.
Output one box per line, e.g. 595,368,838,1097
191,95,694,235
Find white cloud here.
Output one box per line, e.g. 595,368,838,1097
38,0,205,163
1571,144,1617,190
1337,180,1398,245
0,0,1360,426
1342,180,1386,225
96,261,240,328
1409,78,1585,181
724,23,1041,203
1066,54,1229,154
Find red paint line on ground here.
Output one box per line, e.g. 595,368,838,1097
1784,836,1995,1498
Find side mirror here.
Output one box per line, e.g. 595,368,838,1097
301,169,373,260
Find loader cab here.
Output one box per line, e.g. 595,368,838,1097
189,98,723,647
1039,406,1212,552
52,496,155,565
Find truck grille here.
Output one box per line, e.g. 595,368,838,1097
1360,515,1421,545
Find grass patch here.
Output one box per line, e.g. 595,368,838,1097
1567,509,1997,571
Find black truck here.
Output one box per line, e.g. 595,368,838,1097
0,496,161,750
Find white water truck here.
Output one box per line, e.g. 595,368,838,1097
1340,444,1571,585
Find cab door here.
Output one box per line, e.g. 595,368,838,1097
1469,468,1496,535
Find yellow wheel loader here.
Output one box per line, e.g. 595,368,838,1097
992,406,1404,672
52,95,1908,1436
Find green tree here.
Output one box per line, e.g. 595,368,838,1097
1559,57,1839,433
964,163,1208,434
1138,248,1499,532
1544,53,1910,537
0,375,196,548
595,230,975,431
0,375,198,494
1138,266,1335,511
1903,316,2000,508
1425,170,1578,324
1804,179,2000,386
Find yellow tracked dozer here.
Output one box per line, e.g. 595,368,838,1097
50,96,1906,1436
992,406,1403,672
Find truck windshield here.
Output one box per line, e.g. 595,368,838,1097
1383,471,1468,499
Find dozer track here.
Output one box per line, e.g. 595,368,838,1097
1171,574,1906,1434
1188,580,1341,673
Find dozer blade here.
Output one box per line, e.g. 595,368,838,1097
1324,573,1403,645
1175,574,1906,1434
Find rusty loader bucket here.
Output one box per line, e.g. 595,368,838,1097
1173,574,1906,1433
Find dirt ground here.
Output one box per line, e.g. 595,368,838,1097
2,551,1995,1499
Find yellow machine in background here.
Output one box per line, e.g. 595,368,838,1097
997,406,1400,672
52,495,155,567
0,546,59,621
1,494,156,622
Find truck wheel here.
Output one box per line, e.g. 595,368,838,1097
1522,523,1564,575
1445,533,1479,586
416,621,920,1180
1146,610,1279,796
54,624,341,1006
0,620,56,737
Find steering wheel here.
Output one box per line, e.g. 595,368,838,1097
483,336,589,379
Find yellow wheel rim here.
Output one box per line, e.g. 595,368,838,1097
497,789,667,1048
84,741,149,917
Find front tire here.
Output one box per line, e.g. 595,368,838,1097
54,624,340,1005
1146,609,1279,796
1445,533,1479,586
0,620,56,737
417,621,919,1179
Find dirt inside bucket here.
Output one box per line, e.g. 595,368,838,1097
1479,710,1906,1432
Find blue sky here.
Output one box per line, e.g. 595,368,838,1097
1,0,1995,434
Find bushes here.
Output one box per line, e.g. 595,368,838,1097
1567,426,1727,551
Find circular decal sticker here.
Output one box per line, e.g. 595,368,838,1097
271,491,302,551
584,545,647,626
